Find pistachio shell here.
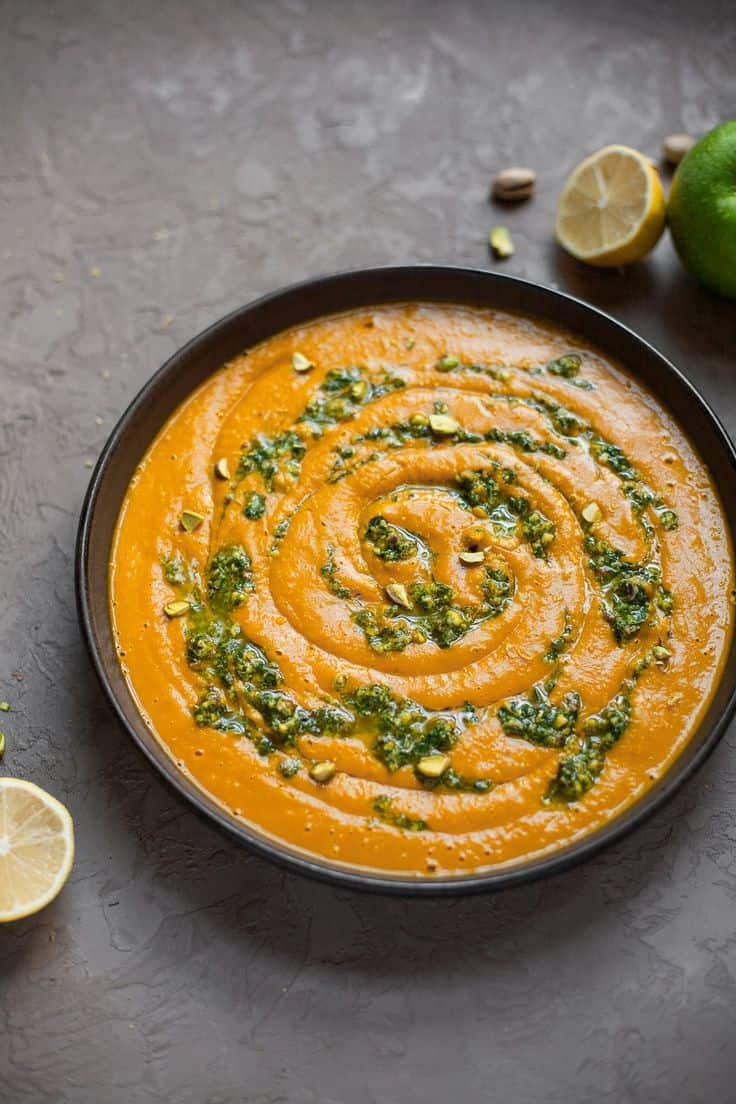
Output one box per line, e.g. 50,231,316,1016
491,167,536,201
662,133,694,165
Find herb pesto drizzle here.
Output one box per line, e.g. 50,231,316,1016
162,346,683,815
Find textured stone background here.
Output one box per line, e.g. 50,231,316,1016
1,1,736,1101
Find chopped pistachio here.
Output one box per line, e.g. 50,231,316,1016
309,760,335,784
164,600,190,618
409,412,430,429
417,754,450,778
292,351,314,372
489,225,514,259
214,457,230,480
386,582,411,609
180,509,204,532
581,501,603,524
404,337,415,350
437,354,459,370
349,379,369,401
429,413,460,436
459,550,485,565
653,645,672,667
0,702,9,712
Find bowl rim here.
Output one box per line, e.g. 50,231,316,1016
75,264,736,895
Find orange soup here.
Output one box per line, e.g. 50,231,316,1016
110,303,733,876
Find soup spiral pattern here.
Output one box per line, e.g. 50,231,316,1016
111,304,732,875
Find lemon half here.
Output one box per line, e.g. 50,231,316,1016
0,778,74,922
556,145,666,266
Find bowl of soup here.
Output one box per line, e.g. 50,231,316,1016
76,266,736,893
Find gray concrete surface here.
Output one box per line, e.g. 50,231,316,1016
1,1,736,1101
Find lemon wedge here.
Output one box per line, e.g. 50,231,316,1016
556,145,666,266
0,778,74,922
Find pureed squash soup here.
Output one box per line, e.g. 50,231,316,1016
110,303,733,877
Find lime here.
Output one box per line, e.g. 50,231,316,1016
668,120,736,298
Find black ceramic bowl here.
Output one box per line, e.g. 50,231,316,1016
76,265,736,895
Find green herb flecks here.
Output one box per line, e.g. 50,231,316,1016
236,431,306,490
353,610,417,653
497,683,581,747
185,616,280,693
589,437,637,481
364,515,418,562
300,366,405,427
655,506,679,531
321,546,352,599
243,491,266,520
192,686,249,734
485,427,567,460
585,532,672,644
372,794,428,832
346,683,463,772
278,756,302,778
545,353,581,379
545,692,632,803
162,555,187,586
415,765,493,794
353,567,513,654
433,359,512,383
544,610,575,663
456,467,556,559
207,544,254,613
367,412,481,449
270,517,291,554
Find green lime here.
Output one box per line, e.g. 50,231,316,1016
668,120,736,298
